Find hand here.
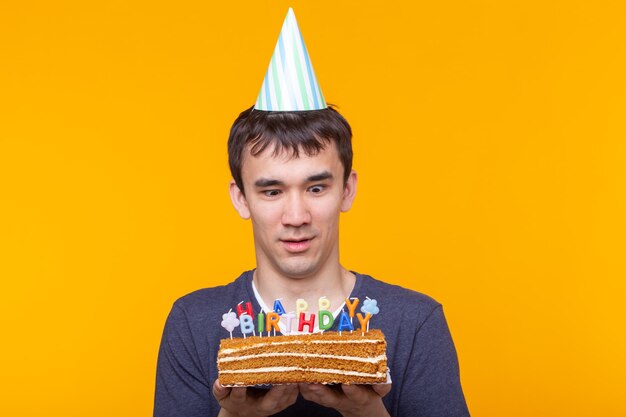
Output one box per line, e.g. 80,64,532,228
213,379,299,417
298,383,392,417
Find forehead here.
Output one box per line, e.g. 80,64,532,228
241,142,342,181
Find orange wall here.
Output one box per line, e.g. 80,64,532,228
1,1,625,416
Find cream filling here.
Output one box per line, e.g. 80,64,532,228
219,366,386,378
220,339,382,355
218,352,386,364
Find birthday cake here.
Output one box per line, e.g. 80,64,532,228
217,329,388,386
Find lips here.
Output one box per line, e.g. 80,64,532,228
280,237,314,253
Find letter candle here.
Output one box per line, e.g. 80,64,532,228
266,312,280,336
356,312,372,335
273,299,286,315
298,312,316,333
345,297,359,333
239,312,255,338
282,312,296,335
337,310,354,334
318,296,331,311
236,301,253,317
296,298,308,315
318,310,334,332
257,312,265,337
345,297,359,318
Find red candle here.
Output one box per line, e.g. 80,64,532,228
298,312,316,333
237,301,253,317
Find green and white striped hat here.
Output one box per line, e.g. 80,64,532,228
254,8,327,111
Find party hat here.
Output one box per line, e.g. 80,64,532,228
254,8,327,111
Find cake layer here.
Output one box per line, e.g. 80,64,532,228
218,340,384,358
217,329,387,386
219,368,386,386
220,355,384,374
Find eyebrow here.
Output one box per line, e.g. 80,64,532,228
254,178,284,187
253,171,334,188
306,171,333,182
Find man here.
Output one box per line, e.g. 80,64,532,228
154,9,470,417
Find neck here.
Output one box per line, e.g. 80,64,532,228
252,263,355,315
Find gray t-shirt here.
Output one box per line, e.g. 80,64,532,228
154,270,470,417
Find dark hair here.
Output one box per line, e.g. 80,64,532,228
227,105,353,194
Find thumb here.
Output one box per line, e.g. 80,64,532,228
372,383,392,398
212,379,231,401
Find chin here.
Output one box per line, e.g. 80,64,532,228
277,259,319,279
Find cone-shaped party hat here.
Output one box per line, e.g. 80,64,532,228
254,8,327,111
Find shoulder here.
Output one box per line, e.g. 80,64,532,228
356,272,440,308
354,272,442,327
170,271,252,320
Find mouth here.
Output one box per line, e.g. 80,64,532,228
280,237,314,253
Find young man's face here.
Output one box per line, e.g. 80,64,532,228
230,142,357,280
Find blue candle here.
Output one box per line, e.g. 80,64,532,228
338,311,354,333
239,313,255,337
273,299,286,315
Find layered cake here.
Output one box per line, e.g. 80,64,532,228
217,329,388,386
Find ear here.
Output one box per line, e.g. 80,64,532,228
340,170,358,212
229,180,251,219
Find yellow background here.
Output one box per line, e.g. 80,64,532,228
1,1,625,415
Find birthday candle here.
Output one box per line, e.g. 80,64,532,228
356,312,372,335
296,299,308,315
338,311,354,333
361,297,380,332
221,309,240,340
236,301,253,317
273,299,286,315
298,312,316,333
281,312,296,335
257,312,265,336
266,312,280,336
318,310,334,331
239,313,255,337
345,297,359,332
345,297,359,318
318,296,331,311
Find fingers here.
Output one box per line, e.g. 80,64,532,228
341,384,370,403
286,385,299,405
212,379,231,402
341,383,391,401
214,381,389,416
258,384,298,413
298,383,392,416
299,383,342,408
229,387,247,404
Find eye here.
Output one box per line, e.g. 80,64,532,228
308,185,326,194
262,190,281,197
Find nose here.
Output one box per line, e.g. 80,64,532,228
281,193,312,227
